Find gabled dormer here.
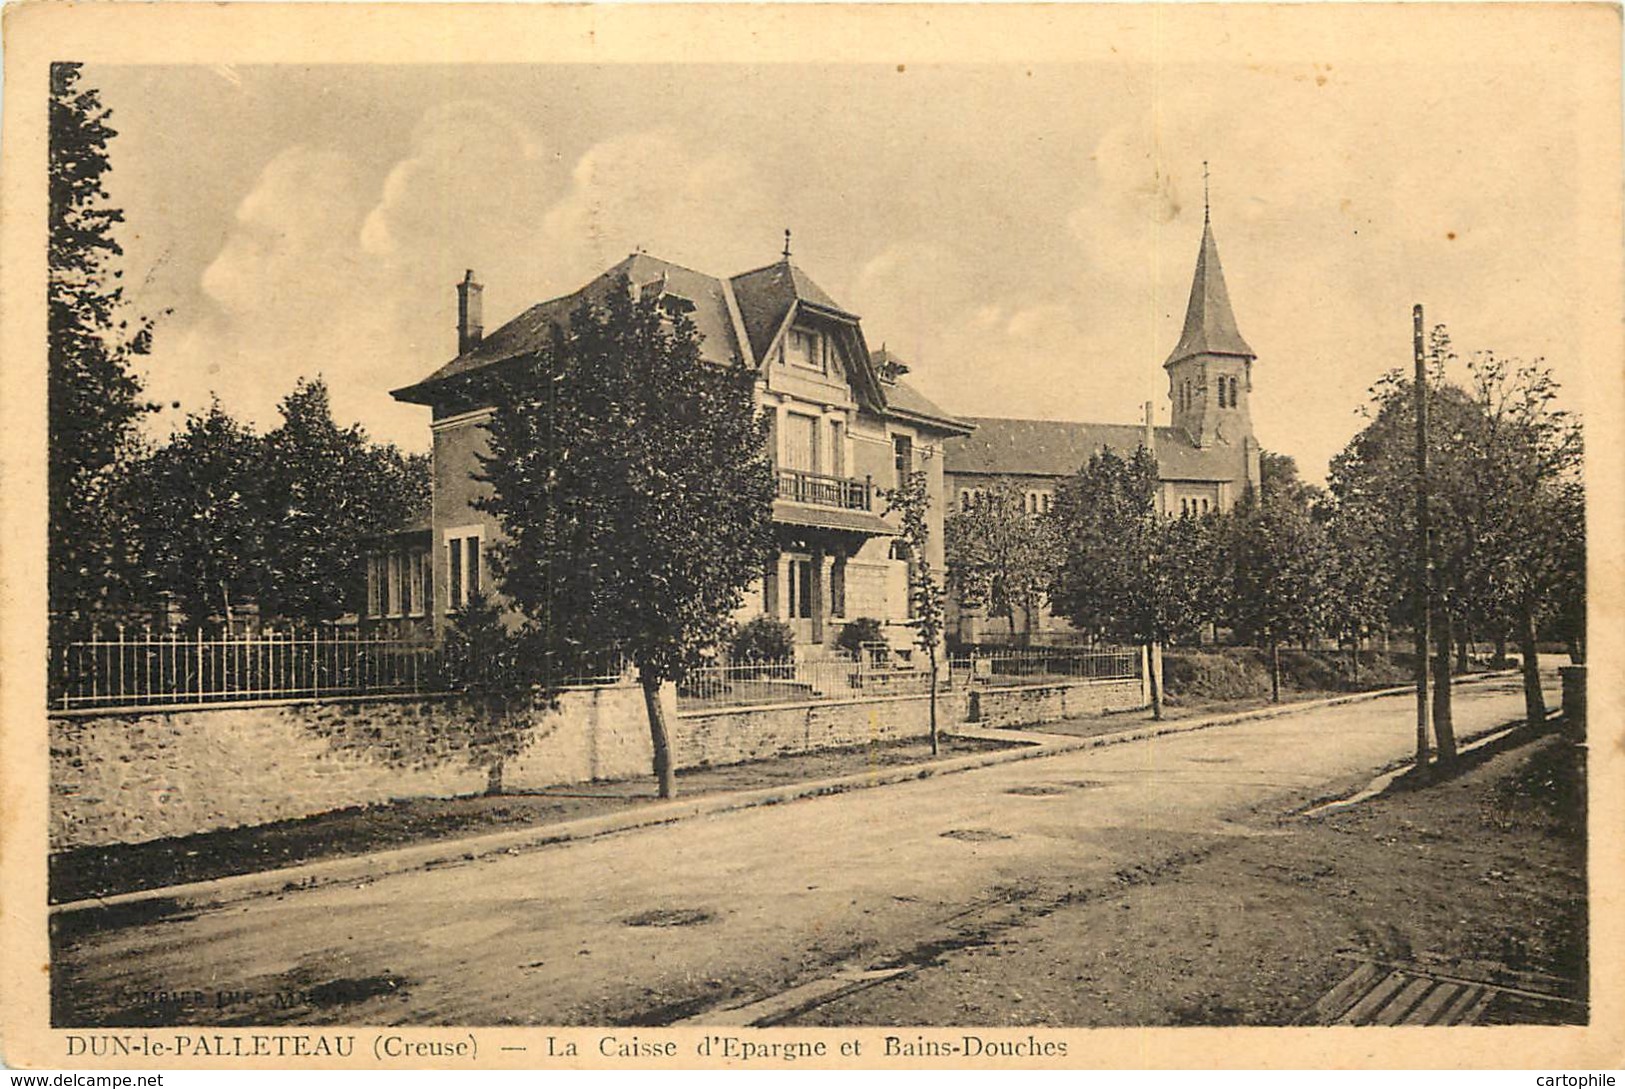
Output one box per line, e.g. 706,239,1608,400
729,256,887,416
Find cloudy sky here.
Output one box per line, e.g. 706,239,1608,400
89,38,1596,481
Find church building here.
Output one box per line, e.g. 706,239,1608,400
942,199,1262,641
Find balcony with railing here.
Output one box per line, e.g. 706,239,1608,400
775,468,873,511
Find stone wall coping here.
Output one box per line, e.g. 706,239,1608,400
48,682,638,721
976,676,1141,695
675,689,945,719
675,675,1138,720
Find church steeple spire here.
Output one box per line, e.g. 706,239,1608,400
1163,176,1259,456
1163,184,1254,369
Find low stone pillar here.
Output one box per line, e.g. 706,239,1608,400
1559,664,1586,735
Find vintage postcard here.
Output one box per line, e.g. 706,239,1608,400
2,1,1621,1073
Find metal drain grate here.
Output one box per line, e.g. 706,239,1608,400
1296,956,1584,1026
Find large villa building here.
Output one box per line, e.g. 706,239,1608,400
373,249,970,654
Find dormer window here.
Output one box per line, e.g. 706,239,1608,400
785,327,828,374
660,293,695,317
638,275,695,323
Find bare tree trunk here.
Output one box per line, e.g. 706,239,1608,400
1432,608,1458,765
1456,631,1470,675
1350,637,1360,684
1517,596,1547,727
1493,632,1509,669
641,672,676,799
928,649,940,756
1147,641,1164,720
1269,639,1281,703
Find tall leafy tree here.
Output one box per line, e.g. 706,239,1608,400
257,377,429,626
1327,325,1584,752
1328,336,1474,761
1322,505,1393,679
130,401,266,629
1455,350,1584,724
1219,488,1334,702
1049,446,1208,719
477,276,776,799
886,470,947,755
48,62,158,639
944,477,1057,644
1258,450,1325,512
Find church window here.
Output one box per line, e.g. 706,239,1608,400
1228,376,1239,406
1217,376,1228,408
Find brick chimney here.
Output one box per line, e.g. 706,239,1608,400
1143,401,1157,454
456,270,483,355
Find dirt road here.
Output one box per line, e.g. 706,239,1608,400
52,672,1557,1028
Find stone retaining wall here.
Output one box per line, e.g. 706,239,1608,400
50,677,1144,850
966,678,1146,729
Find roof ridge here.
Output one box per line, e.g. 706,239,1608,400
729,257,791,283
624,251,727,284
964,415,1145,429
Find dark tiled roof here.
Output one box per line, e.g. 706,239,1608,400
1164,218,1255,367
884,379,974,434
943,417,1246,483
771,501,894,536
869,345,910,377
728,259,855,363
392,254,743,404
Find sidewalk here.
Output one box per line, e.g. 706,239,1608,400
51,673,1518,919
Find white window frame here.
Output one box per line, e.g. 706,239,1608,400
443,524,486,613
786,327,826,374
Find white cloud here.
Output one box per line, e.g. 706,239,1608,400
539,129,778,289
139,114,792,452
142,145,404,442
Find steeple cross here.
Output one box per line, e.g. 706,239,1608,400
783,228,792,260
1203,161,1210,224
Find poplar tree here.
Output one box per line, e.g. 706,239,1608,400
48,62,158,639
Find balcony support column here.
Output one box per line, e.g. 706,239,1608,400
809,547,826,644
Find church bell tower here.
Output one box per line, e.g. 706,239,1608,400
1164,166,1257,467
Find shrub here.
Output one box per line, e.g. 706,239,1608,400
729,615,795,663
1162,649,1269,701
835,617,885,657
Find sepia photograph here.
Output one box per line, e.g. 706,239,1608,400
2,1,1621,1072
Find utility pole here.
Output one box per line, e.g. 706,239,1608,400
1413,304,1432,770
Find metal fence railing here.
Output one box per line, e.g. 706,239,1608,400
678,645,1140,711
49,632,634,711
52,634,1139,713
950,646,1142,688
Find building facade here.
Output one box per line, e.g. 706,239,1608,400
385,251,970,657
942,210,1262,642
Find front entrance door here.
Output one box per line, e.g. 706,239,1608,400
786,554,817,644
